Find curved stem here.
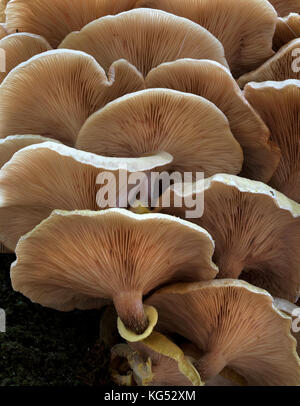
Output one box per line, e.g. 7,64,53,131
113,291,148,335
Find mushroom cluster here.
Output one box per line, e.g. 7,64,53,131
0,0,300,386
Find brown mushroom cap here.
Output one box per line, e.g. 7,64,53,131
111,332,203,386
5,0,137,47
59,9,228,77
145,59,279,182
0,141,172,250
11,209,218,338
0,134,61,169
268,0,300,17
0,23,7,38
135,0,277,77
273,13,300,51
159,173,300,302
76,88,243,177
0,0,8,23
244,80,300,202
0,49,144,145
146,279,300,385
0,33,52,84
238,39,300,88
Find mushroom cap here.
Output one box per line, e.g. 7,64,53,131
244,80,300,202
0,49,144,145
159,173,300,302
0,33,52,84
5,0,137,47
145,59,280,182
0,134,61,169
135,0,277,77
274,297,300,355
59,8,228,77
11,209,218,336
238,39,300,88
76,88,243,177
268,0,300,17
273,13,300,51
0,23,7,38
0,141,172,250
0,0,8,23
111,332,203,386
146,279,300,386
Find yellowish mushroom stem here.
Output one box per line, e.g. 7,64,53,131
194,351,227,381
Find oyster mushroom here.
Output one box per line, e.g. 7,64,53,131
268,0,300,17
146,280,300,385
76,89,243,177
244,80,300,202
273,13,300,51
5,0,137,47
135,0,277,77
0,23,7,39
238,39,300,88
111,332,203,386
159,173,300,302
10,209,218,340
274,298,300,354
0,141,172,250
145,59,279,181
0,49,144,145
59,9,228,77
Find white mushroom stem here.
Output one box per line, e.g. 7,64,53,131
194,352,227,381
113,291,149,335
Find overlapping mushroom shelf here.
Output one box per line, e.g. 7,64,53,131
0,0,300,387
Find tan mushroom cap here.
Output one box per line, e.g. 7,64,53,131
146,279,300,386
0,49,144,145
273,13,300,51
11,209,218,338
268,0,300,17
0,141,172,251
5,0,137,47
76,89,243,177
0,134,62,169
238,39,300,88
274,298,300,354
0,33,52,84
0,23,7,39
145,59,279,182
111,332,203,386
136,0,276,77
59,9,228,78
244,80,300,202
0,0,8,23
159,173,300,302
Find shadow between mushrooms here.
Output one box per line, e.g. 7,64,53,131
244,80,300,202
0,141,172,251
145,59,280,182
158,173,300,302
5,0,137,47
268,0,300,17
0,49,144,145
76,88,243,177
111,332,203,386
59,9,228,77
135,0,277,77
10,209,218,341
146,279,300,386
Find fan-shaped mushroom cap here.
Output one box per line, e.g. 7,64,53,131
0,32,52,84
244,80,300,202
159,173,300,302
111,332,203,386
238,39,300,88
274,298,300,354
5,0,137,47
59,9,228,77
135,0,276,77
146,280,300,385
0,49,144,145
145,59,279,182
11,209,218,339
76,89,243,177
268,0,300,17
0,141,172,251
273,13,300,51
0,134,61,168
